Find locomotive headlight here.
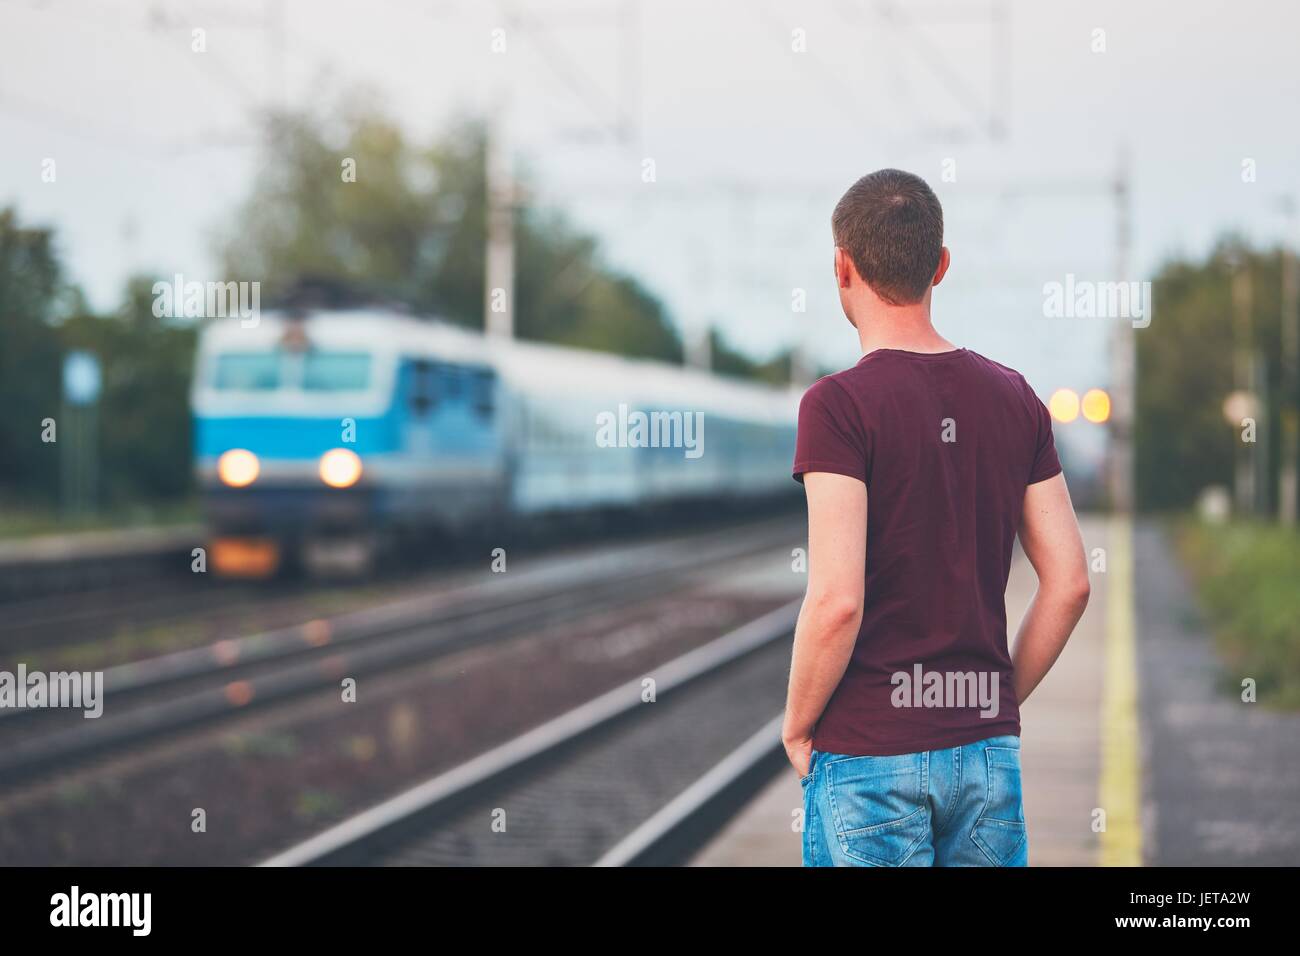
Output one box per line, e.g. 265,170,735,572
218,449,260,488
319,448,363,488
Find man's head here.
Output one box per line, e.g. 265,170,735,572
832,169,948,320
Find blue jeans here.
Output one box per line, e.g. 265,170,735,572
801,734,1028,866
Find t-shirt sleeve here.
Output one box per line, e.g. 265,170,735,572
1028,391,1063,484
792,378,869,485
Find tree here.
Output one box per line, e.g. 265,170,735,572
0,208,63,507
58,278,196,504
220,101,683,364
1135,238,1288,512
708,327,795,386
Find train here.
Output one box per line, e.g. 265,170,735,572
191,309,801,576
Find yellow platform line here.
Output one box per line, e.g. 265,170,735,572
1098,513,1142,866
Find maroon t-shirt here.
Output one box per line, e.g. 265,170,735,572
792,347,1062,756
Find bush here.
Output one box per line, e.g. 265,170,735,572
1177,520,1300,709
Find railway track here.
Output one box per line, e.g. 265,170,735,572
0,518,800,786
0,576,282,658
0,532,537,660
260,600,798,867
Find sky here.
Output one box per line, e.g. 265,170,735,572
3,0,1299,472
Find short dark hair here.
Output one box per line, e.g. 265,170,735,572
832,169,944,305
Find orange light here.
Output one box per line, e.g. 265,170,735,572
217,449,259,487
302,619,332,646
319,448,363,488
1081,388,1111,424
224,680,254,707
1222,390,1256,425
210,537,279,577
1048,388,1080,423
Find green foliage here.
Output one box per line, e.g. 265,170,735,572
708,328,794,386
1136,239,1290,511
1178,520,1300,709
220,103,684,364
222,110,448,310
59,278,196,503
0,208,63,506
0,207,196,517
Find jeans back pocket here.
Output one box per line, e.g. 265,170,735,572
825,752,928,866
969,745,1027,866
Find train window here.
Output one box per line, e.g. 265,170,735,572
409,360,435,415
302,352,371,391
438,363,465,401
213,352,279,390
471,368,496,417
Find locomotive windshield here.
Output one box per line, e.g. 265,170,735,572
212,352,279,390
210,350,371,392
302,352,370,391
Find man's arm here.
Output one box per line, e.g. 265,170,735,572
781,471,867,776
1011,472,1091,704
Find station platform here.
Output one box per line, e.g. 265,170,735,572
690,516,1110,867
0,523,200,566
0,523,203,601
689,770,801,866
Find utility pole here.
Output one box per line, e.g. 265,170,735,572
789,332,815,388
481,2,641,339
1231,258,1256,515
1108,149,1134,514
685,242,714,371
1280,199,1299,526
686,328,713,373
1100,149,1141,869
484,106,516,340
1255,349,1270,516
61,352,102,522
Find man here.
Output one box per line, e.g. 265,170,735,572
783,169,1091,867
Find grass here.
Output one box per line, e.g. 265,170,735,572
1176,518,1300,710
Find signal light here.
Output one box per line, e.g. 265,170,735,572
1049,389,1080,423
1082,388,1111,424
1050,388,1112,425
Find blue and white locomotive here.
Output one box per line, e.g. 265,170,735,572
191,309,800,576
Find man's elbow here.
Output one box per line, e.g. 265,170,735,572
805,591,863,634
1053,573,1091,614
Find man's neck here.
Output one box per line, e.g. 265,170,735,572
854,305,956,356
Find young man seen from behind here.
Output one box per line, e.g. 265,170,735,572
783,168,1091,867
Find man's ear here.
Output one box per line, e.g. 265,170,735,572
932,246,951,287
834,247,854,289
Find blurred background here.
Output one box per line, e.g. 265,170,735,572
0,0,1297,867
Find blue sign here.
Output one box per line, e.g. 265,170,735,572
63,351,102,406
